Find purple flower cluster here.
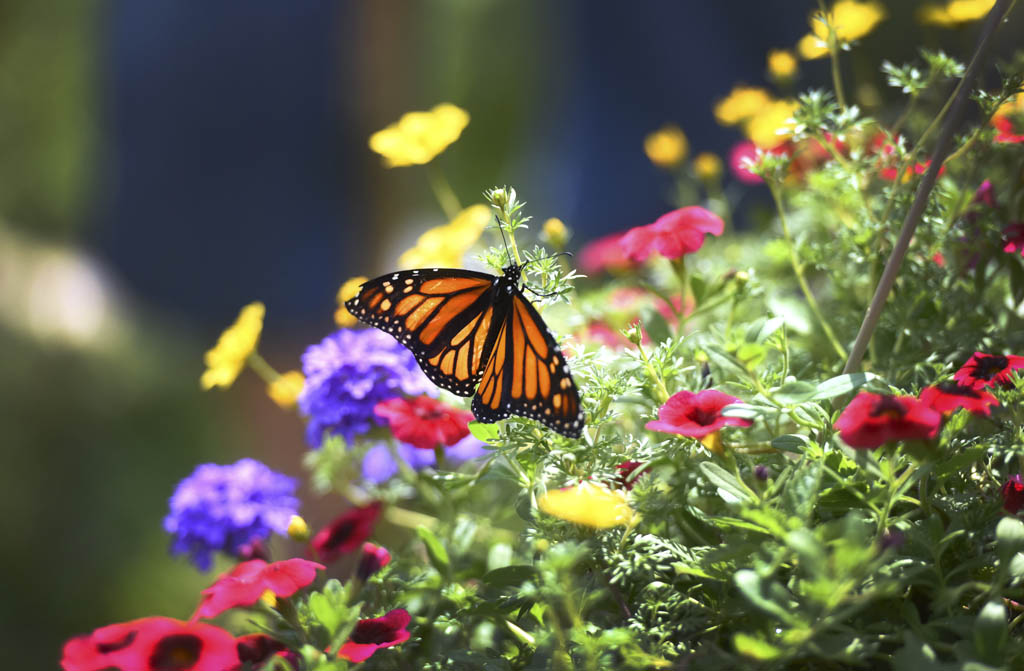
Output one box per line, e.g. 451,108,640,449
163,458,299,570
361,436,489,484
298,328,433,447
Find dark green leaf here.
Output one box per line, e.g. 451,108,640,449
417,525,451,578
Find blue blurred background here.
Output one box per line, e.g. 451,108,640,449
0,1,1017,667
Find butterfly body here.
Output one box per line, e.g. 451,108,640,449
345,265,583,438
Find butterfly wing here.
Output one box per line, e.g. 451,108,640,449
471,291,584,438
345,268,498,396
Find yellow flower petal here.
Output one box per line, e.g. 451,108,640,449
767,49,798,80
369,103,470,168
643,124,689,168
700,431,724,455
200,302,265,390
397,204,490,269
743,99,799,149
693,152,724,182
713,86,773,126
797,34,829,60
267,370,305,409
538,481,636,529
799,1,886,59
920,0,994,24
335,276,368,327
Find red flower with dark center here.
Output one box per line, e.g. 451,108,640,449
374,396,472,450
646,389,752,438
615,460,650,490
336,609,412,663
356,542,392,581
579,231,636,274
834,392,941,449
1003,475,1024,514
620,206,725,263
1003,223,1024,258
919,382,999,417
194,558,325,620
311,502,382,562
62,617,238,671
235,633,295,668
953,352,1024,389
993,114,1024,144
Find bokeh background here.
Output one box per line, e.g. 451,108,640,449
1,2,1019,667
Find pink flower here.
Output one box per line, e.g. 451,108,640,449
578,231,636,274
646,389,752,438
194,558,325,620
356,542,392,581
729,140,763,184
337,609,412,663
374,396,473,450
620,207,725,262
311,502,382,562
1003,223,1024,258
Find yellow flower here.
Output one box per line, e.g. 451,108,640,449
369,103,470,167
287,514,310,542
743,99,799,149
919,0,995,25
267,370,305,409
797,1,886,60
542,217,569,248
335,276,368,327
200,302,264,390
397,203,490,269
693,152,724,182
643,124,689,168
767,49,798,81
713,86,773,126
995,95,1024,118
538,481,636,529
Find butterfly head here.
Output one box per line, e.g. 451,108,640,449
502,263,524,287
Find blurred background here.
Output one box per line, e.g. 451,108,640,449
1,1,1019,666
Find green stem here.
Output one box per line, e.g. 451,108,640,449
246,352,280,384
426,165,462,220
818,0,847,110
768,182,848,360
636,340,670,404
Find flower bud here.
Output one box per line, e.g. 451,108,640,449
287,515,310,542
693,152,723,183
542,218,569,249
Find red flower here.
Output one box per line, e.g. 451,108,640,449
880,159,946,182
62,617,239,671
356,542,392,581
615,460,650,490
993,115,1024,144
953,352,1024,389
374,396,472,450
579,231,636,274
834,392,941,449
1003,475,1024,514
620,206,725,263
1003,223,1024,258
646,389,752,438
236,633,295,668
729,140,763,184
194,558,325,620
311,502,382,562
336,609,412,663
919,382,999,417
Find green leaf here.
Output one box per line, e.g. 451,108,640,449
773,381,817,404
416,525,451,578
933,446,987,480
733,632,782,660
306,579,350,639
772,434,810,453
468,421,501,444
996,517,1024,563
811,372,878,400
734,570,794,623
699,461,754,504
482,565,536,589
973,601,1007,664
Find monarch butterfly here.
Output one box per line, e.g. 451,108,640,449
345,263,584,438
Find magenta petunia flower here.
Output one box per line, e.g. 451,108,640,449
337,609,412,663
578,231,636,274
834,392,941,449
1003,475,1024,514
620,207,725,263
194,558,325,620
62,617,239,671
1003,223,1024,258
357,542,392,581
646,389,752,438
729,140,763,184
614,460,651,490
919,382,999,417
953,352,1024,389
